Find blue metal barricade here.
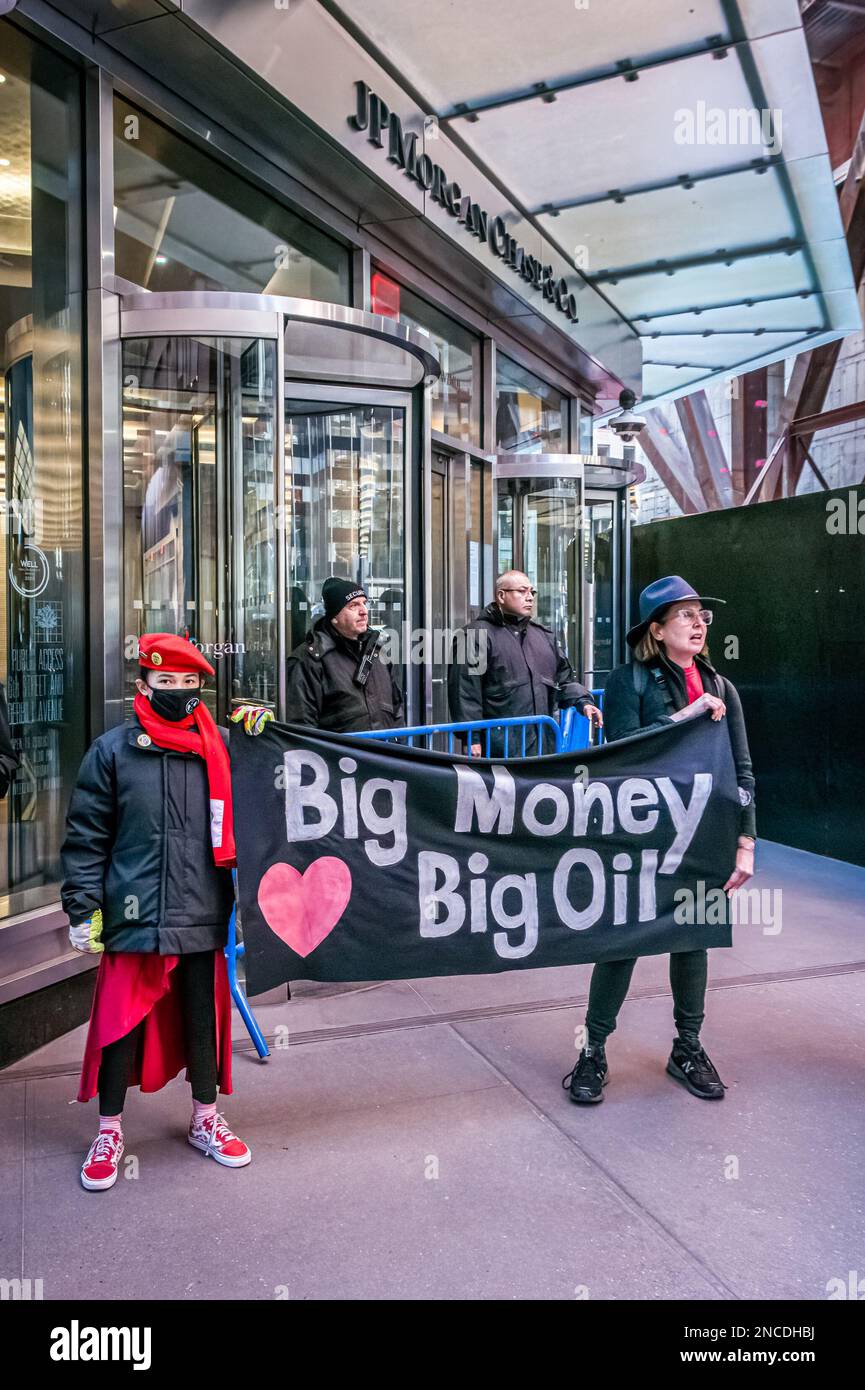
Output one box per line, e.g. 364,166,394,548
354,713,561,756
560,689,605,751
226,870,270,1059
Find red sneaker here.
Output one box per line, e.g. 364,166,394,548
80,1128,124,1191
187,1112,251,1168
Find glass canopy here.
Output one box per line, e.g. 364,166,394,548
335,0,860,410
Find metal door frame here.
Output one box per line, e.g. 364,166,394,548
494,454,626,681
282,382,415,722
496,454,586,578
425,435,496,722
582,488,623,686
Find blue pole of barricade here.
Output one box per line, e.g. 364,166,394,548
225,870,270,1059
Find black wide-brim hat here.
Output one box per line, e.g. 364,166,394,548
626,575,725,648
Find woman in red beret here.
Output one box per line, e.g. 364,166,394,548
61,634,270,1191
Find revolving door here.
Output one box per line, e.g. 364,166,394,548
119,293,438,723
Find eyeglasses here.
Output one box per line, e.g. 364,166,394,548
667,607,713,626
500,586,537,597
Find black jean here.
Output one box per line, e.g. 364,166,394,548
585,949,708,1047
98,949,218,1114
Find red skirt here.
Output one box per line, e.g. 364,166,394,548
77,949,233,1104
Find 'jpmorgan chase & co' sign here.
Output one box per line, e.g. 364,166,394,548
349,81,580,324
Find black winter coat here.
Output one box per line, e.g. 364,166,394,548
448,603,592,755
285,619,403,732
602,651,756,839
60,716,234,953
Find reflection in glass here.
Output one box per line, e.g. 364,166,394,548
522,477,581,660
122,337,276,719
578,404,594,455
284,402,405,651
497,488,514,577
496,355,566,453
0,23,85,915
396,285,479,444
430,466,448,722
113,97,350,303
582,500,614,687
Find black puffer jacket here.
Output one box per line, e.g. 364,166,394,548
448,603,592,754
603,650,756,838
60,716,234,953
285,619,403,732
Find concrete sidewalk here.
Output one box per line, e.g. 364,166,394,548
1,840,863,1301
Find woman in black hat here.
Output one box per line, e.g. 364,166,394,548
563,576,755,1106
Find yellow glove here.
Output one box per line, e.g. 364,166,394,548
229,704,275,736
69,909,104,954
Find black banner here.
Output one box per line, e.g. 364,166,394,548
231,715,740,994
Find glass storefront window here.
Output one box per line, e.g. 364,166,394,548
496,354,566,453
114,98,350,302
579,403,594,455
122,336,277,719
0,24,85,915
373,272,480,445
284,400,405,650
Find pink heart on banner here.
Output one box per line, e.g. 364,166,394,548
257,858,352,958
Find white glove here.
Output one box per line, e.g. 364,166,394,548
69,911,104,954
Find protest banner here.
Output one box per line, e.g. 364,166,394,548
231,715,739,994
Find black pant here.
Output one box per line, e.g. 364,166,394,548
585,949,708,1047
98,950,218,1114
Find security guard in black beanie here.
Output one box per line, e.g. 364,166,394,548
285,577,403,733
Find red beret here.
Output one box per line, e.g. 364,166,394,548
138,633,215,677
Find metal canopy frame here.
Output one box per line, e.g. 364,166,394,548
327,0,861,412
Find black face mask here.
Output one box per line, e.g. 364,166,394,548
148,688,200,722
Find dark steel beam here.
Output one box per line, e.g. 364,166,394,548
633,290,820,322
438,35,740,121
784,127,865,489
674,394,727,510
730,368,767,504
790,398,865,435
533,156,781,216
591,239,803,283
639,414,705,514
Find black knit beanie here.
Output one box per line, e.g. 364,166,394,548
322,576,367,620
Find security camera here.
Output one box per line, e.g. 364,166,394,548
607,388,646,443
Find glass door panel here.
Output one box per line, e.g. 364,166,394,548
497,466,583,666
522,476,581,657
430,461,449,723
123,336,220,718
582,498,616,688
230,340,277,708
122,335,277,721
284,397,406,652
496,460,622,685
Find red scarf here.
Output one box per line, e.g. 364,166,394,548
133,691,236,868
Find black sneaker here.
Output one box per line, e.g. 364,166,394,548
562,1044,608,1104
667,1033,726,1099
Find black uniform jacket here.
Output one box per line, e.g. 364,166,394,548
285,619,403,733
448,603,592,753
60,716,233,954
